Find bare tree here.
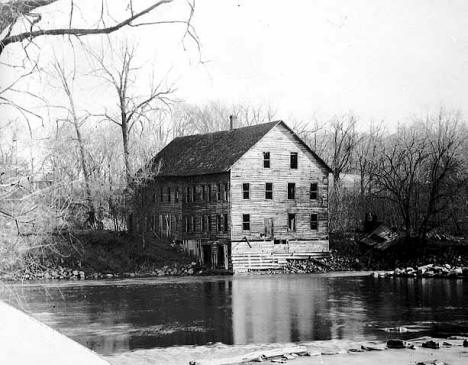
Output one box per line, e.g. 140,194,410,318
52,60,95,222
328,114,359,186
92,42,174,185
0,0,197,57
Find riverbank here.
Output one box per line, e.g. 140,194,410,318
106,337,468,365
1,230,467,281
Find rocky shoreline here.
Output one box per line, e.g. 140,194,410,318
372,263,468,279
0,262,231,282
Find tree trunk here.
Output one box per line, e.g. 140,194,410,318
121,119,131,185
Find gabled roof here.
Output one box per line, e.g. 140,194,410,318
148,121,331,177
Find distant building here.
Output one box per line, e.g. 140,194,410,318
129,121,331,272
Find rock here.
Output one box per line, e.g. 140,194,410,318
422,340,439,349
105,273,113,279
361,344,385,351
44,272,51,279
394,268,402,276
387,339,406,349
78,271,85,279
188,268,194,275
72,270,79,276
129,273,136,278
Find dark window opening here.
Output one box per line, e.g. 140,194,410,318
191,186,196,202
263,152,270,168
224,183,229,201
288,213,296,231
310,183,318,200
217,215,222,231
265,183,273,199
186,187,190,203
208,215,212,232
175,187,179,203
167,187,171,202
184,216,188,233
310,214,318,230
217,183,222,200
208,185,212,202
202,185,207,201
290,152,298,169
242,214,250,231
202,215,207,232
160,187,164,202
243,183,250,199
288,183,295,199
223,213,228,232
190,216,194,232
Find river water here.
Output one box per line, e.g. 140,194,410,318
1,273,467,356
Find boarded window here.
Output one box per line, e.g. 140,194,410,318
264,218,273,238
223,213,228,232
288,183,295,199
310,183,318,200
242,214,250,231
243,183,250,199
217,215,222,231
288,213,296,231
263,152,270,168
217,183,222,200
310,214,318,230
167,187,171,202
224,183,229,201
265,183,273,199
290,152,298,169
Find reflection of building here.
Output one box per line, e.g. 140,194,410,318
130,121,331,272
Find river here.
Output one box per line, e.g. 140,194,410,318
1,272,467,357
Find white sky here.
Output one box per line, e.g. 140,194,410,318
2,0,468,133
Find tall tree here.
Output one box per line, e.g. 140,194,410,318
92,43,174,185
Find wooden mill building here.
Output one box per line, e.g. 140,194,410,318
129,121,331,272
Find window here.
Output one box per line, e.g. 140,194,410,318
190,216,194,232
153,193,157,203
202,215,207,232
202,185,207,201
186,187,190,203
242,183,250,199
290,152,298,169
288,183,295,199
191,186,196,202
310,214,318,230
223,213,228,232
242,214,250,231
160,187,164,202
288,213,296,231
310,183,318,200
207,185,212,202
175,187,179,203
217,183,222,200
224,183,229,201
265,183,273,199
263,152,270,168
167,187,171,202
217,215,222,231
208,215,212,232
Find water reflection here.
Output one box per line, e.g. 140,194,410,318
1,274,467,355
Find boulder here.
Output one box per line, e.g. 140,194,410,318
422,340,439,349
387,339,406,349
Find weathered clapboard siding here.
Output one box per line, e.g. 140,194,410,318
230,122,329,243
132,172,231,242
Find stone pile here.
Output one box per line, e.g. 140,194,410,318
0,262,207,281
374,264,468,278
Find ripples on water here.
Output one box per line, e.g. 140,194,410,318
1,273,467,355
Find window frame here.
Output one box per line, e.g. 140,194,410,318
265,182,273,199
310,214,318,230
242,183,250,199
223,213,228,232
290,152,298,169
263,152,271,168
242,214,250,231
287,183,296,199
310,183,318,200
217,183,222,201
288,213,296,231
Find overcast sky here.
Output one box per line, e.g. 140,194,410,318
3,0,468,132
